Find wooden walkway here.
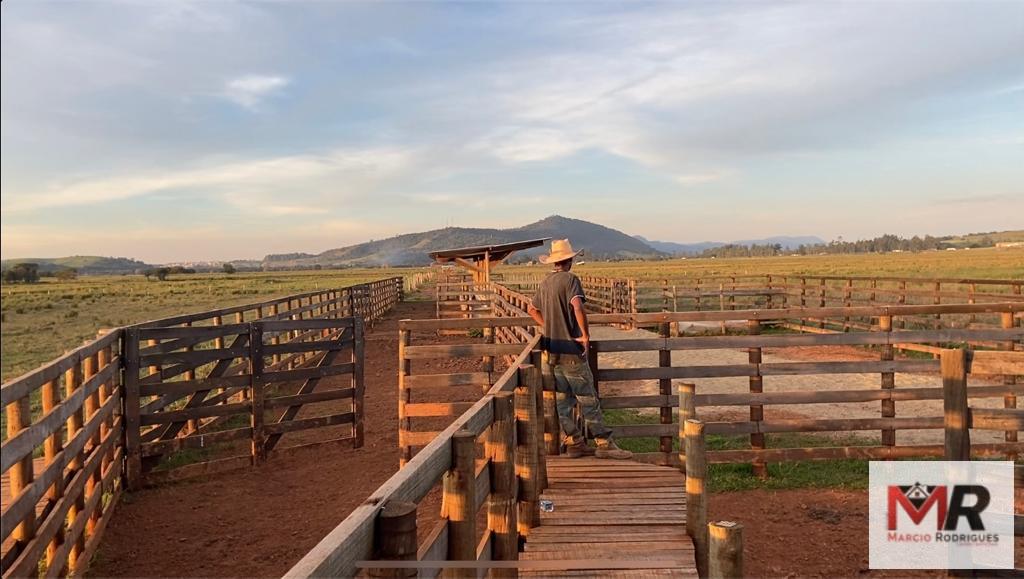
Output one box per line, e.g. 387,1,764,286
521,456,698,577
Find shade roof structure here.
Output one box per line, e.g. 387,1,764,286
428,238,550,264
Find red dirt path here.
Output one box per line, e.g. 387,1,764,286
89,299,473,578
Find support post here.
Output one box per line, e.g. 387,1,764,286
659,322,673,465
443,430,477,577
747,320,766,478
249,323,266,464
5,389,36,552
685,419,708,578
708,521,744,579
398,328,411,466
369,501,418,578
354,317,366,448
677,383,695,472
515,365,541,539
65,357,86,568
1000,311,1017,460
879,315,896,449
942,349,969,461
41,378,65,567
488,392,518,577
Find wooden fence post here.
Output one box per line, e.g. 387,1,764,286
708,521,744,579
398,328,411,467
124,327,142,490
678,383,695,472
65,356,86,567
488,392,518,577
540,351,559,457
443,430,477,577
942,349,969,461
369,501,418,578
524,357,548,491
250,323,266,464
41,377,65,567
659,322,673,465
629,279,638,330
747,320,766,478
685,419,708,577
5,388,36,553
354,317,366,448
515,366,541,539
879,315,896,450
1000,311,1018,460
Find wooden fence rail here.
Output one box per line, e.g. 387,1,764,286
285,335,545,579
1,277,404,578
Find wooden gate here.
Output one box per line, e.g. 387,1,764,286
124,317,364,486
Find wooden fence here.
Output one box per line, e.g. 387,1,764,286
398,317,537,465
125,317,364,486
410,297,1022,472
497,273,637,316
0,277,404,578
1,331,122,578
286,333,546,578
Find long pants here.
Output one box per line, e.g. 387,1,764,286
550,358,613,444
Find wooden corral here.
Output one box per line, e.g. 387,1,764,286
0,277,405,578
285,336,548,578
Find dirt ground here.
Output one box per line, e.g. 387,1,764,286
711,488,1024,578
90,298,483,578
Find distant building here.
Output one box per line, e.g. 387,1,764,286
996,241,1024,248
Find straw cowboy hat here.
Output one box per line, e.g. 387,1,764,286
539,239,583,264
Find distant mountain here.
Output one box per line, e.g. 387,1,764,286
1,255,152,274
264,215,666,267
635,235,826,255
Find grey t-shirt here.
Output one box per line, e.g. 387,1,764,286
531,271,586,355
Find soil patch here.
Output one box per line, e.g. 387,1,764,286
710,488,1023,578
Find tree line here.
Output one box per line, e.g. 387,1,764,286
694,233,992,258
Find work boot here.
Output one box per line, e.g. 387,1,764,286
595,440,633,460
566,440,596,458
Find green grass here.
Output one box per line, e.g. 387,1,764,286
604,409,875,492
0,268,427,381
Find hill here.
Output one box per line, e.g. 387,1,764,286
0,255,152,274
635,235,825,255
264,215,666,267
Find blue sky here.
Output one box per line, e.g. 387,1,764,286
2,1,1022,262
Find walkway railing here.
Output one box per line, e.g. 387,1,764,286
285,333,544,578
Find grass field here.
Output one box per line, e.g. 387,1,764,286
0,268,421,381
531,246,1024,282
2,248,1021,382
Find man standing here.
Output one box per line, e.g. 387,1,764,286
527,239,632,460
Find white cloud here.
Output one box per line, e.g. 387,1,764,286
2,146,414,212
221,74,290,110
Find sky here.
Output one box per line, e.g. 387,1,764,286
2,1,1022,263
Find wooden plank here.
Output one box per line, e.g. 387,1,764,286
139,401,250,425
140,427,252,457
968,351,1024,375
264,388,355,409
262,338,354,356
262,362,355,383
263,411,356,435
259,318,355,331
404,373,492,388
404,343,528,359
137,323,249,341
138,374,250,398
404,402,475,418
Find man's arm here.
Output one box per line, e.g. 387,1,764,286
527,303,545,330
571,296,590,355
